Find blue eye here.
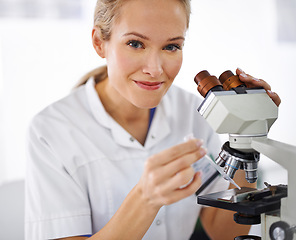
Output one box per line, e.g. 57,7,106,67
127,40,144,49
163,44,181,52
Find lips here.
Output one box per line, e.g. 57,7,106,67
134,80,163,90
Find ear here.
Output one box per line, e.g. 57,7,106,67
92,27,106,58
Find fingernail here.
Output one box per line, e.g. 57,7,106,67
199,147,207,156
238,67,244,73
196,140,204,148
240,73,248,78
184,133,194,142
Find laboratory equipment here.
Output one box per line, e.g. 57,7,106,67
194,70,296,240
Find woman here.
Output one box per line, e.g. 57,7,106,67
25,0,281,239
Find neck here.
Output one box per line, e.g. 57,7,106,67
95,79,150,145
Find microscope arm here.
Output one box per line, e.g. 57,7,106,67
251,137,296,223
251,138,296,169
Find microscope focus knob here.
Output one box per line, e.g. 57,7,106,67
269,221,295,240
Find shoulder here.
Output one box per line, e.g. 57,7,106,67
32,86,87,123
164,84,221,150
165,84,203,108
160,84,207,130
30,85,88,132
27,84,104,171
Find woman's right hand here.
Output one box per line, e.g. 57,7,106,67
58,139,206,240
137,139,206,210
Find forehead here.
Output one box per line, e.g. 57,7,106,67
113,0,187,39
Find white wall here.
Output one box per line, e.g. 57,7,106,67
0,0,100,183
0,0,295,186
176,0,295,187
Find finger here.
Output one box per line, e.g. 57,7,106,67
236,68,272,89
162,172,202,205
236,67,245,75
165,147,207,176
173,167,195,189
147,139,203,167
147,146,206,187
158,167,195,194
267,90,281,107
239,72,271,90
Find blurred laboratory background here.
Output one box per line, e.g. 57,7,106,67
0,0,295,238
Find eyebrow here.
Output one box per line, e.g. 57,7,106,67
169,36,185,42
122,32,185,42
123,32,149,40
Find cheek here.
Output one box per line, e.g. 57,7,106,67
109,47,139,77
166,55,183,80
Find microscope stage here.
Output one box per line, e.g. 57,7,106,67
197,186,287,215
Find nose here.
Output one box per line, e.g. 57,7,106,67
142,51,163,78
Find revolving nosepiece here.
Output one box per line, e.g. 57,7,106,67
216,142,260,183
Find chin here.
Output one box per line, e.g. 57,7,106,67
133,99,160,109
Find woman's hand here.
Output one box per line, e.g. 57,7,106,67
236,68,281,107
137,139,206,210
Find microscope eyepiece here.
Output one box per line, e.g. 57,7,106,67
219,70,245,91
194,70,223,98
194,70,247,98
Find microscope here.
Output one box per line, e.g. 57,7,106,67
194,70,296,240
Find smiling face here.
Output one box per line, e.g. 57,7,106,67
95,0,187,109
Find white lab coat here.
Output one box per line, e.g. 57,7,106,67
25,78,228,240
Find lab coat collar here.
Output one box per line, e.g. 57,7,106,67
85,77,171,150
85,77,112,129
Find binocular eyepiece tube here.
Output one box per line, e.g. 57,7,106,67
194,70,245,98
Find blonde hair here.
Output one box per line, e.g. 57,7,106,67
76,0,191,87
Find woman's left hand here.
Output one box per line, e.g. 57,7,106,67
236,68,281,107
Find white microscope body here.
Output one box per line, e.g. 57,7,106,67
196,72,296,239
